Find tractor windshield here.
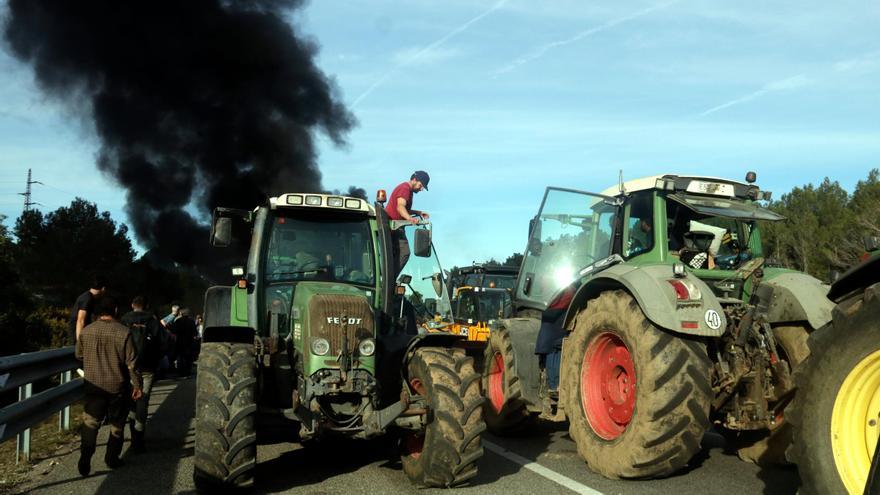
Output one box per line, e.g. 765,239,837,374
516,187,618,310
263,211,375,286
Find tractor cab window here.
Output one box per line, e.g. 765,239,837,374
624,193,655,259
264,211,375,286
517,188,618,309
666,195,767,270
397,226,454,324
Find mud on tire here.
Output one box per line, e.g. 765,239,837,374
482,326,538,435
194,342,258,490
561,290,712,479
401,347,486,487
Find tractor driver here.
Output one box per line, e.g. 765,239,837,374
385,170,431,276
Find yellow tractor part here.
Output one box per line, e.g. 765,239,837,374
450,321,491,342
831,347,880,493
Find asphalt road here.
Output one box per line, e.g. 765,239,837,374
18,375,800,495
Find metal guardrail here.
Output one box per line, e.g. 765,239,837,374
0,347,84,463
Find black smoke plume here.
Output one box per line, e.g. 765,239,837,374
4,0,357,273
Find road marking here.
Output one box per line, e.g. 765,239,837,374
483,440,604,495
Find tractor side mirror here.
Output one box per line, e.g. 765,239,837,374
865,235,880,253
413,229,432,258
431,273,443,298
211,216,233,247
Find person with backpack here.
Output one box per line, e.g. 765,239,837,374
120,295,164,452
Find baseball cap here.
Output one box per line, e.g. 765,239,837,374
412,170,430,190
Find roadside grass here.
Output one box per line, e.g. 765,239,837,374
0,403,83,495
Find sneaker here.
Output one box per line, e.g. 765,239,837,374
105,457,125,469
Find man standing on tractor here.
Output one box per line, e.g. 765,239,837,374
385,170,430,275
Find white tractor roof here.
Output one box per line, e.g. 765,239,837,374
269,193,376,216
600,174,751,197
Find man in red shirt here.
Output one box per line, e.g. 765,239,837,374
385,170,430,275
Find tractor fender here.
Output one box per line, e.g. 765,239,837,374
496,317,543,408
563,264,727,338
401,333,466,376
762,272,834,330
204,285,232,328
202,326,256,344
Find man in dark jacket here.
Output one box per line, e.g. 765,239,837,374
171,308,197,377
120,296,164,452
75,296,142,476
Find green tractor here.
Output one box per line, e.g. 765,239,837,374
485,173,835,478
788,237,880,494
194,192,485,490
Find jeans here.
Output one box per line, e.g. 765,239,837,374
392,229,410,278
128,371,155,432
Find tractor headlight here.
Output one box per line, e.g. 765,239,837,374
311,338,330,356
358,338,376,357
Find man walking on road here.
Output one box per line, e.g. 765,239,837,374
67,275,106,344
76,296,143,476
385,170,430,275
121,296,164,452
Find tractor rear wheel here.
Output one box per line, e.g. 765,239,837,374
482,326,538,435
193,342,258,490
788,288,880,495
561,290,711,479
401,347,485,488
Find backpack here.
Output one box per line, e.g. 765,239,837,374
124,312,163,371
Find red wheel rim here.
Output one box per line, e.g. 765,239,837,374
581,332,636,440
488,352,505,413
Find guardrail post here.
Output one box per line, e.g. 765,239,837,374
58,370,72,431
16,383,32,464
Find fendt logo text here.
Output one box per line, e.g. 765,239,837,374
326,317,363,325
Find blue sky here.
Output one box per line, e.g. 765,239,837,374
1,0,879,268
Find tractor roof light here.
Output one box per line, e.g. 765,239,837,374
305,195,322,206
376,189,387,204
231,266,245,277
655,178,676,191
327,196,344,207
344,198,361,209
286,194,304,205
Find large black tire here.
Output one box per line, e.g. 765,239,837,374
194,342,258,490
482,326,538,435
727,325,809,465
561,290,712,479
788,285,880,495
401,347,486,487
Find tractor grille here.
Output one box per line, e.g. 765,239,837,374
308,294,374,354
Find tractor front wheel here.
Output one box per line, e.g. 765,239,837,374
788,291,880,495
193,342,258,490
561,290,712,479
482,326,538,435
401,347,486,488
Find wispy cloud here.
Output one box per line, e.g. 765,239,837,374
351,0,510,108
392,46,461,66
834,50,880,73
698,74,812,117
492,1,678,76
